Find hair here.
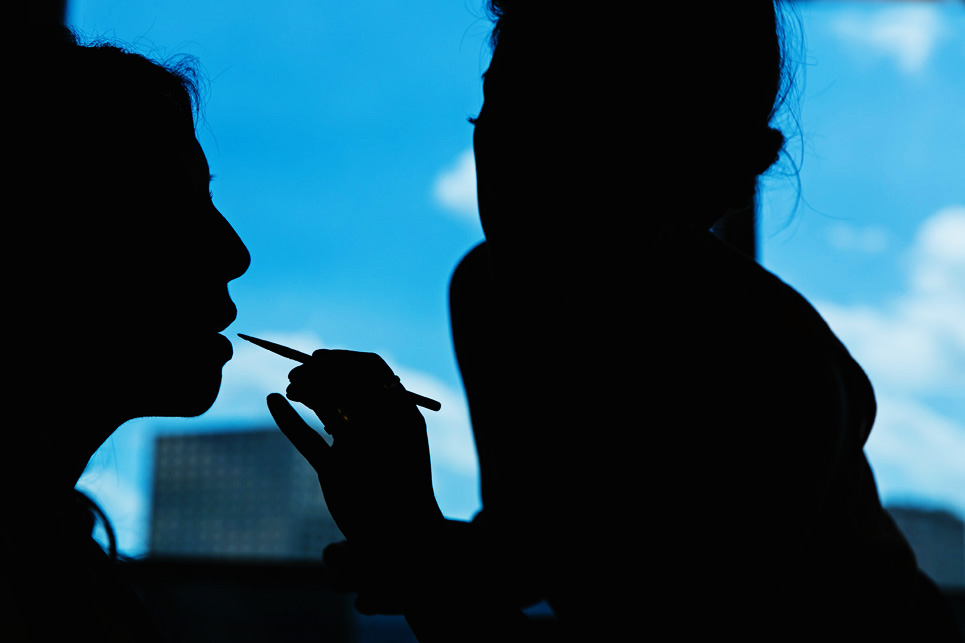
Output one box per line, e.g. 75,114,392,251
36,26,203,127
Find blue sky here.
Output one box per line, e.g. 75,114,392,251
68,1,964,560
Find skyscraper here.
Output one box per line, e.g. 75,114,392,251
150,429,341,559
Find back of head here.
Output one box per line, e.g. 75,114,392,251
476,2,792,241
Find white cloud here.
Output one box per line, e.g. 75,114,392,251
831,6,946,74
812,206,965,516
816,207,964,395
827,222,890,254
432,149,479,219
910,206,965,310
865,394,965,513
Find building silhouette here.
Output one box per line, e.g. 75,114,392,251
887,505,965,589
150,428,342,559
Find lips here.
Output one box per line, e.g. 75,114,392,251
216,332,234,362
213,298,238,333
151,290,237,363
214,298,238,363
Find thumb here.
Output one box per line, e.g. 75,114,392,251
267,393,330,470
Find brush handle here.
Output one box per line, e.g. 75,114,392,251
238,333,441,411
407,391,442,412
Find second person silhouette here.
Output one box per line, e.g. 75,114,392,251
269,2,962,641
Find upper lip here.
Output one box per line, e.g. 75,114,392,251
214,300,238,333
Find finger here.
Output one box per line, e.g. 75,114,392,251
288,361,326,384
267,393,330,468
283,382,344,430
285,379,331,408
310,350,395,385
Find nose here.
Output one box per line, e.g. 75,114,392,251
229,225,251,282
217,208,250,282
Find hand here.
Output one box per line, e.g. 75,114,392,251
267,350,444,548
322,539,407,615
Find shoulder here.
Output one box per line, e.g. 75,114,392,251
450,242,490,293
655,226,837,347
449,241,494,322
649,227,859,429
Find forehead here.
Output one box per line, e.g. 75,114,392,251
151,130,209,182
113,133,211,224
186,135,210,178
481,38,564,102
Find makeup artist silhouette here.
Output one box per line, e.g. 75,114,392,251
269,2,961,640
5,27,249,641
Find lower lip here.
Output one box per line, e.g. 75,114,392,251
216,333,233,362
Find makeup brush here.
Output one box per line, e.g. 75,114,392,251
237,333,441,412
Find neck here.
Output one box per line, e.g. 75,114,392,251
38,412,127,492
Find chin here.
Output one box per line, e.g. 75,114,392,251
178,375,224,418
136,370,225,420
177,392,221,418
111,330,234,421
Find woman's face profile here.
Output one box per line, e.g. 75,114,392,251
471,38,577,252
70,125,250,423
472,41,538,246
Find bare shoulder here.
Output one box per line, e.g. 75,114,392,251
664,227,835,344
450,241,490,291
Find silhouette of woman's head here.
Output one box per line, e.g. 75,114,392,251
13,28,249,476
473,2,793,248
